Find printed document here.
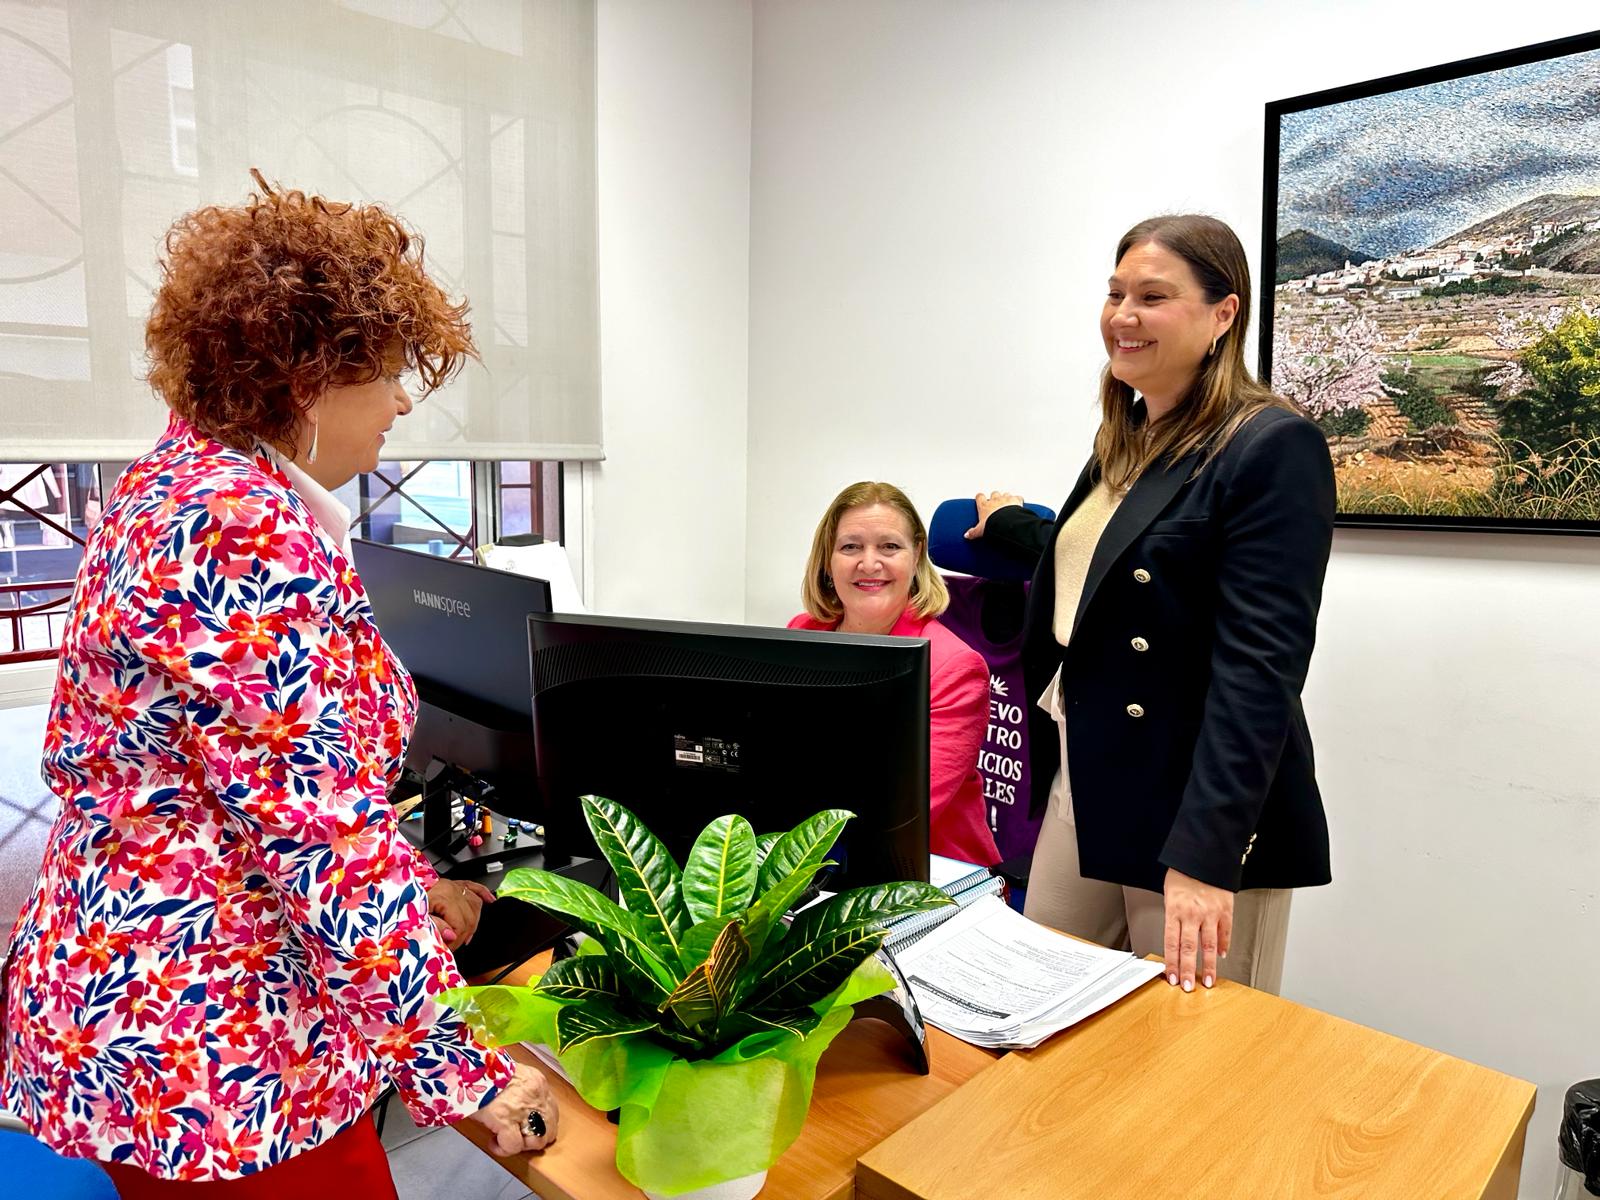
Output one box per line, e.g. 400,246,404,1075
891,894,1163,1049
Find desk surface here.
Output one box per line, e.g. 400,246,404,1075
457,955,1534,1200
452,954,998,1200
855,972,1536,1200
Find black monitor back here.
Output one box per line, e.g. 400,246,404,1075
353,539,551,816
528,613,930,887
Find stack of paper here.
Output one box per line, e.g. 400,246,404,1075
889,894,1164,1050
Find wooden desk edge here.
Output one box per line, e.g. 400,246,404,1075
451,1041,589,1200
1481,1083,1538,1200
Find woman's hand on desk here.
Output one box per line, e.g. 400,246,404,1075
469,1061,560,1155
964,491,1024,540
429,878,496,947
1162,869,1233,991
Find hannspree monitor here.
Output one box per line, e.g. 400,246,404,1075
527,612,931,887
352,538,551,818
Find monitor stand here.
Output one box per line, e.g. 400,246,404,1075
853,944,931,1075
397,759,549,877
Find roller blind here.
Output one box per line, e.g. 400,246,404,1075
0,0,600,462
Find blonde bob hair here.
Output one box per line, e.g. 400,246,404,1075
1096,213,1299,490
800,482,948,625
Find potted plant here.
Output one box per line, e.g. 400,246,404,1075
443,795,953,1199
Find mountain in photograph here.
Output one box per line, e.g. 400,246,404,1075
1440,192,1600,273
1276,228,1379,283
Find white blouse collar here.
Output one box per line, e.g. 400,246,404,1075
263,447,355,557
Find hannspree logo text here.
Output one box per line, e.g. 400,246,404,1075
412,589,472,618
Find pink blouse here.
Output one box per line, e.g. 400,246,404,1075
788,607,1001,867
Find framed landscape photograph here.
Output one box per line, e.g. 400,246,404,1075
1261,30,1600,534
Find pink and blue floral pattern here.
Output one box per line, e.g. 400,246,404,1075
1,415,513,1179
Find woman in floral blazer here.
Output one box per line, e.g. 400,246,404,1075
0,175,556,1194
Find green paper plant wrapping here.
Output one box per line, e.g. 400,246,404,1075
442,796,954,1197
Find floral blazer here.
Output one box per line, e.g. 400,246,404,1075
1,416,513,1179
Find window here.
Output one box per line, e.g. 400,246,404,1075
496,461,563,543
337,460,562,557
0,463,103,662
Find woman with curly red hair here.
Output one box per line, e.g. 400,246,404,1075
0,174,557,1195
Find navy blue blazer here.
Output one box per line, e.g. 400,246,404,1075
983,406,1335,893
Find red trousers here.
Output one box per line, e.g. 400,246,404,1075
100,1117,398,1198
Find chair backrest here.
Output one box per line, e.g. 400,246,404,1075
926,498,1055,581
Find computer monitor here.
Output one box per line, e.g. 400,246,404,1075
352,538,552,825
527,613,931,887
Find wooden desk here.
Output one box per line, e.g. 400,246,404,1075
855,973,1536,1200
452,954,1000,1200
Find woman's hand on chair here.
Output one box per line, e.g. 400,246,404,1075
965,491,1025,540
1162,868,1233,991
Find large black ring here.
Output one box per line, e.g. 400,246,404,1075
525,1109,546,1138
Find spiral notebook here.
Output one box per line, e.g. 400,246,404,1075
884,855,1004,953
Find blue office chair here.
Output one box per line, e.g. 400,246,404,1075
925,497,1055,582
0,1117,118,1199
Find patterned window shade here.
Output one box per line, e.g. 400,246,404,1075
0,0,600,463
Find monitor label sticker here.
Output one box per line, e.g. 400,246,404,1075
673,733,742,773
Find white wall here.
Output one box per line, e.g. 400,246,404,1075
589,0,752,622
744,2,1600,1195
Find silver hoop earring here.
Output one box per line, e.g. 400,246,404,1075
306,423,319,465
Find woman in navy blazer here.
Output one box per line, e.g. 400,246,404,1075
969,214,1334,997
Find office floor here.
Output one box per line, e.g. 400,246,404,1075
378,1100,539,1200
0,704,541,1198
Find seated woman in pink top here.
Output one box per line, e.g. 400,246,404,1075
790,482,1002,867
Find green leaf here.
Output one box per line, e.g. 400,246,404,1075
743,926,886,1013
756,809,853,896
659,920,750,1035
679,915,736,973
552,1002,660,1054
716,1007,824,1046
647,1021,710,1054
581,795,690,959
778,882,955,956
681,814,758,924
496,866,676,990
753,831,782,866
604,936,677,1006
533,956,625,1005
740,858,836,960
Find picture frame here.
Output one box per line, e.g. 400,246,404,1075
1260,30,1600,535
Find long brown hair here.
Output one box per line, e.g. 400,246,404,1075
800,482,948,624
1095,214,1297,489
